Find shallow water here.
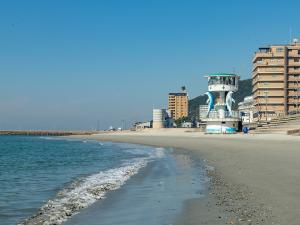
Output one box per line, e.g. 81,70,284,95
63,149,206,225
0,136,161,224
0,136,206,225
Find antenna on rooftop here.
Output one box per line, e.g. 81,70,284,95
289,26,293,43
293,38,299,45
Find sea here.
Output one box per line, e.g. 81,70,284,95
0,135,207,225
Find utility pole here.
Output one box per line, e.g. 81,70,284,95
97,120,100,131
257,96,262,124
121,120,125,131
297,76,299,114
264,90,269,122
248,104,251,126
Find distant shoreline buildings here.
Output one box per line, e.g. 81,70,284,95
168,87,189,120
132,38,300,133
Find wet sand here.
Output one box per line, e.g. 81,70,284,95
71,131,300,225
63,148,206,225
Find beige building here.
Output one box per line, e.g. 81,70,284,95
252,39,300,121
168,89,188,120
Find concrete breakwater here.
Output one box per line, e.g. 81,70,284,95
0,130,98,136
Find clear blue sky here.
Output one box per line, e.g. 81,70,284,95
1,0,300,130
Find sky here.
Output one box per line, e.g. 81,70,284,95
1,0,300,130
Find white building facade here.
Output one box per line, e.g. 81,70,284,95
202,73,241,134
238,96,256,125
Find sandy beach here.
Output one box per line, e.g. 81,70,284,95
70,130,300,225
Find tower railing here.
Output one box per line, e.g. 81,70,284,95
201,110,240,120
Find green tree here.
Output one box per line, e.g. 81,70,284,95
174,117,189,127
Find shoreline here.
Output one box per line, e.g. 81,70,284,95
68,131,300,225
62,146,206,225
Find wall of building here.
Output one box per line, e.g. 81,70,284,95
152,109,166,129
252,40,300,120
168,92,188,120
238,96,256,124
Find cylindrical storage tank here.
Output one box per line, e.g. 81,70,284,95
153,109,165,129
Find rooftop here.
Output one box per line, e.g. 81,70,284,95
207,73,239,77
168,93,188,96
256,39,300,52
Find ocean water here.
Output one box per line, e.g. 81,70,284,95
63,148,207,225
0,136,206,225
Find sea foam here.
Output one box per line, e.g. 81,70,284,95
20,158,148,225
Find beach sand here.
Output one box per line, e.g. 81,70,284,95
71,130,300,225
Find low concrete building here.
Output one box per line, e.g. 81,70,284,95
238,96,256,125
133,121,151,130
181,122,192,128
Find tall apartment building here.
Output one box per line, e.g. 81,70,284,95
252,39,300,121
168,87,188,120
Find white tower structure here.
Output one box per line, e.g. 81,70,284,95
152,109,166,129
202,73,241,133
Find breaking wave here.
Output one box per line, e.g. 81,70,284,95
20,158,148,225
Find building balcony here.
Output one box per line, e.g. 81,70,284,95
287,52,300,57
201,110,240,121
253,90,284,98
253,69,284,78
254,104,284,111
253,62,284,70
255,98,285,104
288,84,300,89
288,69,300,74
288,89,300,96
288,76,300,82
288,62,300,67
288,98,300,104
253,83,284,89
252,76,284,85
208,84,238,92
253,53,284,63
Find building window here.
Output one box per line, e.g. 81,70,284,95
276,48,284,53
295,59,300,62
